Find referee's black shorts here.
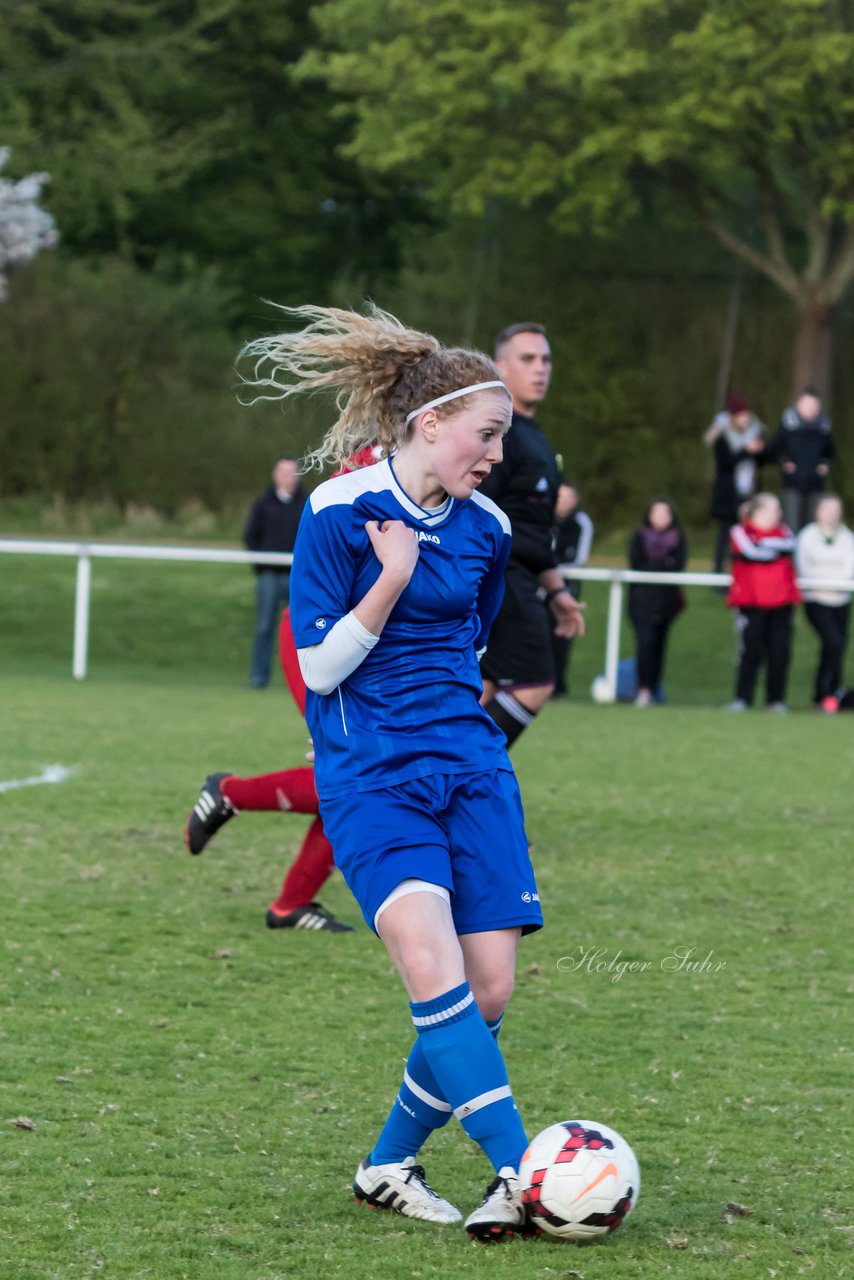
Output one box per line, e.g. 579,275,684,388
480,561,556,688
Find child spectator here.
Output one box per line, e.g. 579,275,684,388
703,393,766,574
551,480,594,696
726,493,801,713
628,498,687,707
796,494,854,713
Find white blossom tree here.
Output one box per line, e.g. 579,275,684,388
0,148,58,300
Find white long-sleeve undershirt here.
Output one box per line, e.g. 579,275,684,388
297,611,380,695
572,510,594,568
730,525,796,562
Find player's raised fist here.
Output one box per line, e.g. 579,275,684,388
364,519,420,585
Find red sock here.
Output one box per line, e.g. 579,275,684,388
270,817,335,914
222,767,319,814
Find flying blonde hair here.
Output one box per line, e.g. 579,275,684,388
239,303,506,471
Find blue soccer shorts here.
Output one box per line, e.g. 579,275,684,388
318,768,543,936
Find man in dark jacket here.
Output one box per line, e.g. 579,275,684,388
767,388,834,532
245,457,306,687
478,323,585,747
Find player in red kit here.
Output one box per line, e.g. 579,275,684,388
185,609,353,931
184,448,383,931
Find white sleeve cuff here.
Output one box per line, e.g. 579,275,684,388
297,611,380,695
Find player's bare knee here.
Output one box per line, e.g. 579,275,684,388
517,683,554,713
388,934,464,1002
470,972,515,1022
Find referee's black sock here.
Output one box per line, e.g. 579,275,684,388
483,691,536,748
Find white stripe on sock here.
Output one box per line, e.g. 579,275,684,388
403,1068,453,1114
411,991,474,1028
495,691,535,726
454,1083,512,1120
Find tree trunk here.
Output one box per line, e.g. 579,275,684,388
792,296,833,401
714,260,744,411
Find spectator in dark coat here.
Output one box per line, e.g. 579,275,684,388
628,498,687,707
702,393,766,573
550,481,594,696
245,457,307,688
766,388,834,532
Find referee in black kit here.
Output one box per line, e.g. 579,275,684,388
479,323,585,746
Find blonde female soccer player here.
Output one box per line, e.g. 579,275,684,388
241,305,542,1241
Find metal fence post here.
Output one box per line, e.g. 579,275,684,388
0,539,840,688
604,576,624,702
73,554,91,680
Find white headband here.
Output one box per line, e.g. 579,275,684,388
404,380,508,424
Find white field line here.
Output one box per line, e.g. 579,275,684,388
0,764,77,794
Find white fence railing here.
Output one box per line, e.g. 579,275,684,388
1,537,851,697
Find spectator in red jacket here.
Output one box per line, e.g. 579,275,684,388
726,493,801,713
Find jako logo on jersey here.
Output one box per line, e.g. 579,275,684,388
521,891,541,903
315,618,327,630
416,531,441,545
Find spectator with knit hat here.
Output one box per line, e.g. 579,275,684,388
702,393,766,574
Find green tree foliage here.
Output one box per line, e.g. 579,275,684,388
379,207,848,526
0,147,58,298
0,0,428,516
0,1,422,311
303,0,854,392
3,0,854,526
0,256,322,514
0,2,216,251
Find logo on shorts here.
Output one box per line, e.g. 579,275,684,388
521,891,540,904
315,618,327,630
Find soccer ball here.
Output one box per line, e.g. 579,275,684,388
590,675,613,704
519,1119,640,1241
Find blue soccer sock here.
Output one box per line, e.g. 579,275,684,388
410,982,526,1173
485,1014,504,1038
369,1011,505,1166
369,1041,453,1165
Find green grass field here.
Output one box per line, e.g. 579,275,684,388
1,551,852,1278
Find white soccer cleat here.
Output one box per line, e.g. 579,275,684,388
353,1155,462,1224
464,1165,532,1242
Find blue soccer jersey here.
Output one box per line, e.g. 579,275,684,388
289,457,513,797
